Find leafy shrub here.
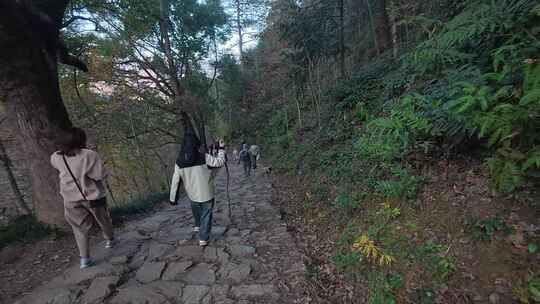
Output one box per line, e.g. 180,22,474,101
410,289,436,304
471,217,514,241
513,271,540,303
332,57,395,111
355,102,370,122
355,131,402,163
404,0,540,192
411,240,456,283
318,146,356,182
433,257,456,282
406,83,478,146
308,180,330,204
406,0,537,74
352,234,395,266
110,192,168,224
331,251,362,270
374,166,423,203
450,59,540,191
334,192,361,210
368,272,400,304
355,93,436,163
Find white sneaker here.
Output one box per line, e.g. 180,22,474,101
80,259,95,269
199,240,208,247
193,227,200,232
105,240,114,249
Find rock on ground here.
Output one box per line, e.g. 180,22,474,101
12,164,306,304
136,262,167,283
80,276,120,304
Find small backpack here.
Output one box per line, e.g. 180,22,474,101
176,132,205,168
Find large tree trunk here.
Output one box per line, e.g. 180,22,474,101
338,0,346,79
0,133,32,215
0,46,71,227
372,0,393,54
390,11,399,58
0,0,85,228
338,0,346,78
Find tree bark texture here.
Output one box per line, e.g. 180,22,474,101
338,0,346,78
371,0,393,54
0,134,32,215
0,0,85,228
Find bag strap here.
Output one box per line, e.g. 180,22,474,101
62,154,88,201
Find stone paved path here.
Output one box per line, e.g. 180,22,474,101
15,164,306,304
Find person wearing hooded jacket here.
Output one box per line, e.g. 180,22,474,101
169,114,226,247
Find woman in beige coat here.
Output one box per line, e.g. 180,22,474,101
50,127,114,269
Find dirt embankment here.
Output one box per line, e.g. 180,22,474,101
271,157,540,303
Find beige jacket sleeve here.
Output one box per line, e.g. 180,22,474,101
86,152,108,181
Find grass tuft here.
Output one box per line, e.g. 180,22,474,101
110,192,168,224
0,215,61,250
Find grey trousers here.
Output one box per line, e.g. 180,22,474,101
242,161,251,176
64,200,114,258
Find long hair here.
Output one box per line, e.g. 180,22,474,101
58,127,87,156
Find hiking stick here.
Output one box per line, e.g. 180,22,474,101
224,161,232,221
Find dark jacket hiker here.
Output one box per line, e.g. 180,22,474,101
238,144,251,177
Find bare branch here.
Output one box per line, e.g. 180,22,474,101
58,39,88,71
62,15,96,28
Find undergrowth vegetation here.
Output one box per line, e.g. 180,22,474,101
0,215,62,250
232,0,540,302
110,192,168,225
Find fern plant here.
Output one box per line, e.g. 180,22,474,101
450,50,540,191
352,234,395,266
406,0,538,74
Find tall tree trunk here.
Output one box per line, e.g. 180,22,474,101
129,113,153,193
159,0,206,141
0,134,32,215
159,0,183,102
386,0,399,58
0,1,87,228
372,0,393,54
212,34,222,106
235,0,244,66
295,96,303,129
365,0,380,54
390,13,399,58
338,0,346,78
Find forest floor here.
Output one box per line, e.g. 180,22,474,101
7,164,307,304
273,157,540,303
0,203,170,303
2,158,539,304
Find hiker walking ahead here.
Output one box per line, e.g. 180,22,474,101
50,127,114,269
249,144,260,170
169,113,226,247
238,144,251,177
